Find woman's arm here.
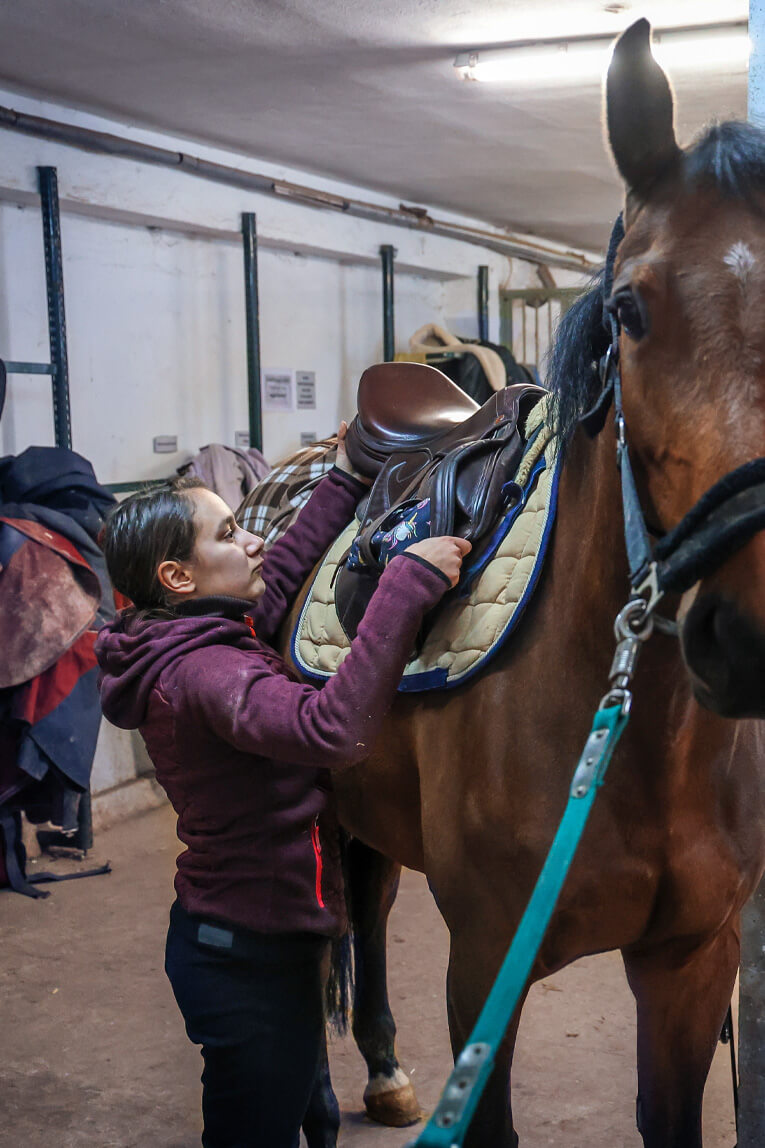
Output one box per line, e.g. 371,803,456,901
251,466,366,642
175,554,448,768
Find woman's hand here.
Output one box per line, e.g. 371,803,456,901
335,421,372,486
407,536,472,588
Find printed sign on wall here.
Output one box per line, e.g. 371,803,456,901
296,371,317,410
262,369,294,411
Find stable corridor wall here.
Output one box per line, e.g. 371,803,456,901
0,85,591,825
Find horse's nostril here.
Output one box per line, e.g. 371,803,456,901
681,593,765,717
680,593,733,711
682,594,720,667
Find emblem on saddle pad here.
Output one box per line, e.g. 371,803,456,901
292,389,562,693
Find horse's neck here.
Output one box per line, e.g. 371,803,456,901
552,425,763,806
553,426,629,628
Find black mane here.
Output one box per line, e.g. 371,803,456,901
685,120,765,203
545,270,610,449
545,119,765,449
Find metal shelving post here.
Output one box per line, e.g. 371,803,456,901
478,265,489,342
380,245,395,362
242,212,263,454
2,166,72,450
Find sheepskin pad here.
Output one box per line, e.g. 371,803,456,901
292,397,561,692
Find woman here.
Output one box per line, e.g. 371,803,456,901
95,424,469,1147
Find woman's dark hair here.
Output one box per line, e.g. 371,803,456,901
101,476,209,615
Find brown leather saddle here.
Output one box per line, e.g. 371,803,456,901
338,362,546,638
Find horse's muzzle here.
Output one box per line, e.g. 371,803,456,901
681,592,765,718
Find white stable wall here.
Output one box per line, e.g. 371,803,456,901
0,86,590,819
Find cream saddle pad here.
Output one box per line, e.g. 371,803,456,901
292,397,562,693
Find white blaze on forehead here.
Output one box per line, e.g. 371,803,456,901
724,241,756,282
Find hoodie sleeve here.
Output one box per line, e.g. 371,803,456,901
250,467,366,643
173,554,448,768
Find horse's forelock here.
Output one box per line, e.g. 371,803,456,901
684,121,765,205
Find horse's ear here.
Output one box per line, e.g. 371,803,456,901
606,19,682,200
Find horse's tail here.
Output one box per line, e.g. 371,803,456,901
324,828,354,1035
325,930,354,1035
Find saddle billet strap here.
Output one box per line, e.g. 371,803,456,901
430,438,493,537
430,431,525,540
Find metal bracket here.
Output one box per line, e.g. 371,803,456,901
429,1042,492,1133
570,727,610,798
633,562,664,617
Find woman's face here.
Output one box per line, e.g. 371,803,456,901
160,488,266,603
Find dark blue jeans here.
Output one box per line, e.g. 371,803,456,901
165,900,330,1148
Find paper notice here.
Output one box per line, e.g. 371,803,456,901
296,371,317,410
262,369,294,411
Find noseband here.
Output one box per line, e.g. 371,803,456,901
580,215,765,621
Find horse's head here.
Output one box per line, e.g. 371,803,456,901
606,20,765,717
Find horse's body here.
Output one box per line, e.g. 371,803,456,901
332,421,765,1145
283,22,765,1147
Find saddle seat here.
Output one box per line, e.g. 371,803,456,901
347,362,494,477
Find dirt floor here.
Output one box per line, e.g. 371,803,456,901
0,802,738,1148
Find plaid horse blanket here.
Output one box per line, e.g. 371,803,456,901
235,438,337,545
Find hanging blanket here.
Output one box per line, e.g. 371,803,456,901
236,439,337,545
291,397,561,692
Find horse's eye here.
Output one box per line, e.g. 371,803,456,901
613,292,646,341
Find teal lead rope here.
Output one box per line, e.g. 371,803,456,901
408,596,654,1148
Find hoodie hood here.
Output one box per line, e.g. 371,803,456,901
96,600,253,729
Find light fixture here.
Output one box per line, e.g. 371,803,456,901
453,21,750,85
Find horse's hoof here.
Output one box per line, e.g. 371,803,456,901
364,1078,422,1127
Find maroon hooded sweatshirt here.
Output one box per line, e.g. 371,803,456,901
96,469,448,937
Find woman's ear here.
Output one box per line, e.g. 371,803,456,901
157,559,196,598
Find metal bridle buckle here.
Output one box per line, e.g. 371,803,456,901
599,342,618,386
614,596,654,643
633,563,663,618
597,597,655,717
599,686,633,717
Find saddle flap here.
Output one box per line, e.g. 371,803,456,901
453,432,526,537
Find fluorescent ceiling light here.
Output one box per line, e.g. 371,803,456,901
454,22,750,84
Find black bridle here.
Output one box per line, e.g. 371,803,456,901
580,215,765,619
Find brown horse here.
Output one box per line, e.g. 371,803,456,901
285,20,765,1147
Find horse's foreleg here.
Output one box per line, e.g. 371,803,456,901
446,935,522,1148
347,838,422,1126
622,923,740,1148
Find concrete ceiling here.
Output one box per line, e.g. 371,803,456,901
0,0,750,253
